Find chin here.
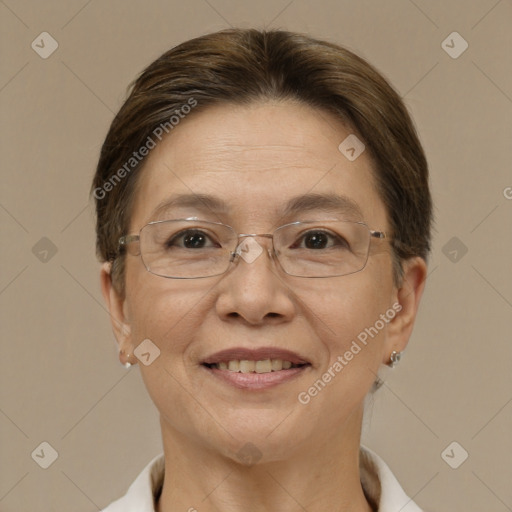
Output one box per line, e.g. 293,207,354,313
201,410,314,464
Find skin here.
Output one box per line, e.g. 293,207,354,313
101,100,427,512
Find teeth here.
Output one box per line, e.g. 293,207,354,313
212,359,302,373
228,360,240,372
271,359,283,371
255,359,272,373
239,360,255,373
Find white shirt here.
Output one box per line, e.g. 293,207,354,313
101,446,423,512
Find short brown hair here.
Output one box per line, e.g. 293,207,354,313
92,28,432,294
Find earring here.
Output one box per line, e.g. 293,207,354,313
119,349,133,369
388,350,402,368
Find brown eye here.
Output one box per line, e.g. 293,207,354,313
166,230,218,249
293,230,349,250
304,231,329,249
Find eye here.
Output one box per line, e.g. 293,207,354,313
293,230,349,250
165,229,220,249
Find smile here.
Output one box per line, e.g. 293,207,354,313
201,347,312,390
204,359,305,373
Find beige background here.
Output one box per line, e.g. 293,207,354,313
1,0,511,511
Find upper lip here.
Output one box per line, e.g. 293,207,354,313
202,347,310,365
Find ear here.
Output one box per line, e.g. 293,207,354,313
100,262,137,367
383,257,428,364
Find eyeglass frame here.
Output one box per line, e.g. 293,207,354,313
117,217,389,279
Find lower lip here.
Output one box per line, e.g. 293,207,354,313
203,365,310,390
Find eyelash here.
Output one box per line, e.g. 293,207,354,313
165,229,220,249
165,228,349,250
291,230,350,249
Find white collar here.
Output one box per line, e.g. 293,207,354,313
101,446,423,511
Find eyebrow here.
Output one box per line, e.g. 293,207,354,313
150,193,229,220
281,192,363,220
149,192,364,221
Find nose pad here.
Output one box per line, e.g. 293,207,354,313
236,237,264,264
231,237,275,266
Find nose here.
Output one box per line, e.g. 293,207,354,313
215,236,296,325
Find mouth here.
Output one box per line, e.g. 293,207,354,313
203,359,307,373
201,347,311,390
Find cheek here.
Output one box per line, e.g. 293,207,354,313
123,275,216,430
126,278,207,354
293,274,393,422
123,257,197,371
299,263,394,369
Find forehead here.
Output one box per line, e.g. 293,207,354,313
130,100,388,230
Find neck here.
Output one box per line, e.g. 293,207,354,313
156,407,373,512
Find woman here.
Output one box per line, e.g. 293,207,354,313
93,28,432,512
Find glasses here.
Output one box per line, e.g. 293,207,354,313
118,218,387,279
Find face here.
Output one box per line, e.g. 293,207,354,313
107,100,415,462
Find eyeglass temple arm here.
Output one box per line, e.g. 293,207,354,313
119,234,140,246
